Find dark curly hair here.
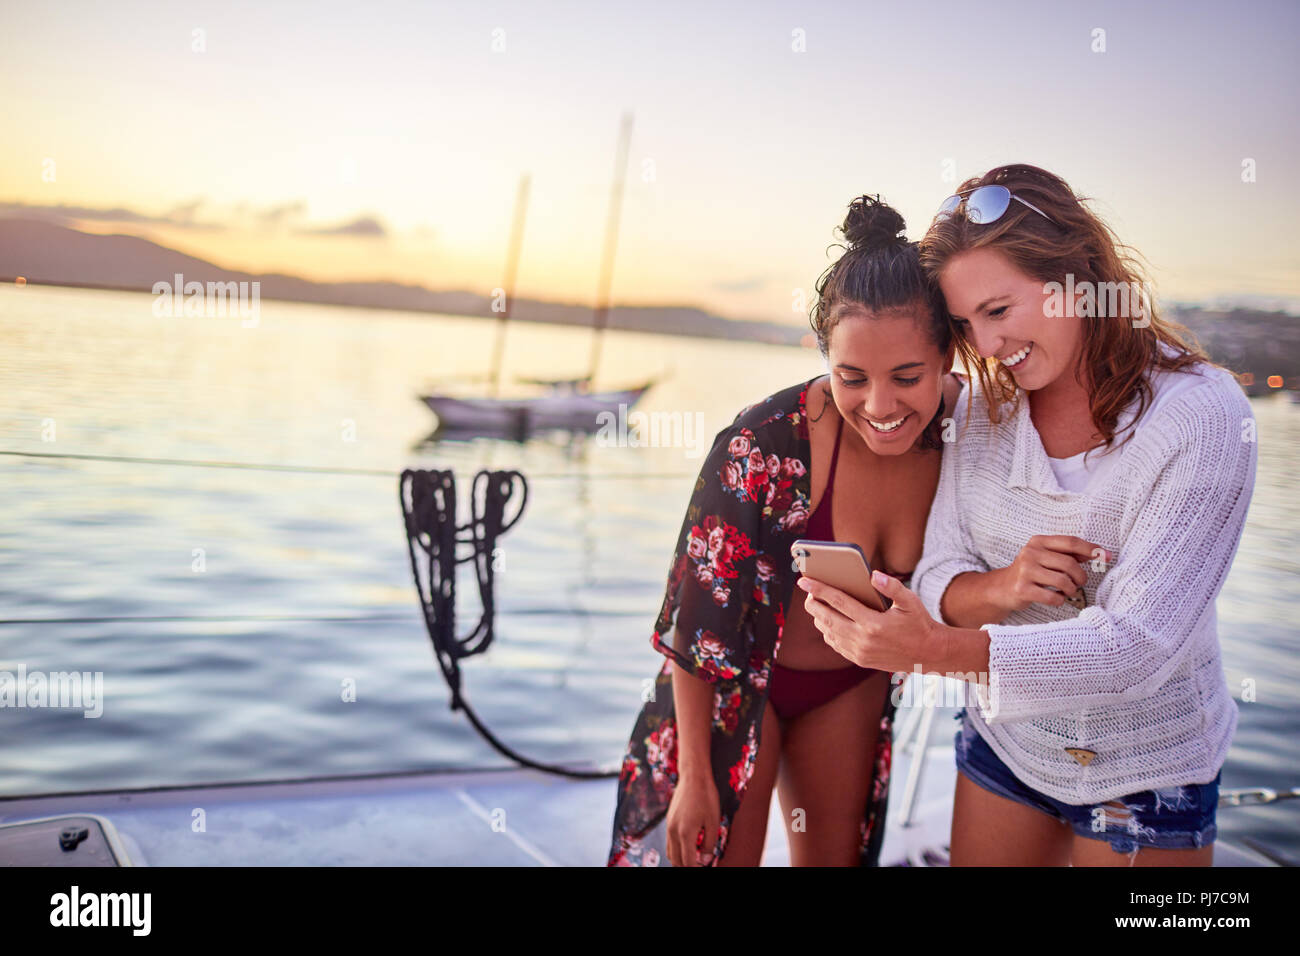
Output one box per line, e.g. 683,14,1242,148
808,194,953,450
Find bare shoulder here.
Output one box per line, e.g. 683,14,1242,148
806,374,837,429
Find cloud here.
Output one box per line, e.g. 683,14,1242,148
164,198,207,224
712,276,768,293
0,200,226,230
295,215,388,238
255,200,308,227
0,200,386,240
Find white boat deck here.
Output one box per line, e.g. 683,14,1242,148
0,705,1274,866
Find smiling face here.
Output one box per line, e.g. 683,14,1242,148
826,306,952,456
937,246,1083,392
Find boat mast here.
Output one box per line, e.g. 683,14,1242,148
488,174,531,399
584,112,633,394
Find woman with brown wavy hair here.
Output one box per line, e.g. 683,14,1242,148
802,164,1257,866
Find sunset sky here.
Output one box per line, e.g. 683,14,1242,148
3,0,1298,322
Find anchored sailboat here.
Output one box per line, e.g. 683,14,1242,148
420,112,656,436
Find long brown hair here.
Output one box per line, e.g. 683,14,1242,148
918,164,1215,451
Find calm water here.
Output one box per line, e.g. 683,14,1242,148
2,285,1297,857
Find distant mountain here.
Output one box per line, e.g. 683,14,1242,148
0,218,805,346
1,219,1294,385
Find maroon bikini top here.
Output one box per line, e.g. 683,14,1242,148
805,416,843,540
806,414,912,584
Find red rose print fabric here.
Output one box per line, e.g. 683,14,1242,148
607,376,901,866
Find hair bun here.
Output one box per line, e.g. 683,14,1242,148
842,194,907,251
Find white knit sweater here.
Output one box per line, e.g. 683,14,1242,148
912,359,1257,804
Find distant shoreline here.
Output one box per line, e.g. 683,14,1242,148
0,218,809,348
1,274,813,349
3,216,1298,388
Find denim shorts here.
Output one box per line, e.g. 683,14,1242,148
952,708,1220,854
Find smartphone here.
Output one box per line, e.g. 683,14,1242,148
790,539,890,612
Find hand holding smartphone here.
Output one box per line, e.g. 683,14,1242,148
790,539,891,612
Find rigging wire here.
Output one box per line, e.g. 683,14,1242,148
6,445,1298,806
0,608,645,626
4,444,642,779
0,448,694,481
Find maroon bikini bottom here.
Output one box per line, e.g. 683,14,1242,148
767,661,879,721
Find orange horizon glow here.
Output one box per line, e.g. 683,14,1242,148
3,2,1298,322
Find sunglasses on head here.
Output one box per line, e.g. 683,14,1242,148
933,184,1058,227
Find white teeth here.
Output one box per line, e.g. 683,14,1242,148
866,415,907,432
1000,343,1032,367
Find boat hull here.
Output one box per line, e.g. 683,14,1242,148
421,384,652,434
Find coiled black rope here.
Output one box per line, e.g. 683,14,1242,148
400,468,617,779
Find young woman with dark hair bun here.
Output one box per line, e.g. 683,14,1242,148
608,195,961,866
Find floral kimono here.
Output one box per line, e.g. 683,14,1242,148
607,375,901,866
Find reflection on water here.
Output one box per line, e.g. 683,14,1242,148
1,285,1296,857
